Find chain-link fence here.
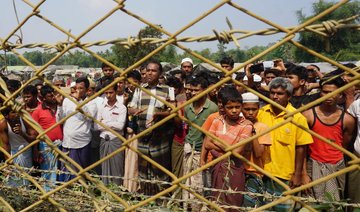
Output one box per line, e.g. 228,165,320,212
0,0,359,211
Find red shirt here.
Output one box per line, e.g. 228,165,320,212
32,103,63,142
309,108,344,164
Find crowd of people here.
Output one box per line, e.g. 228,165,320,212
0,56,359,211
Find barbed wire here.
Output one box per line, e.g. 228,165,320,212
0,0,359,211
0,15,358,52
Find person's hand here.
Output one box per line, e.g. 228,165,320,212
33,148,44,164
134,108,146,116
245,63,253,76
301,173,312,194
55,92,64,105
200,159,206,167
12,124,22,135
344,85,355,97
273,59,286,71
289,173,302,189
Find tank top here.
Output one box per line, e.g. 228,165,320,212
8,118,29,152
309,107,344,164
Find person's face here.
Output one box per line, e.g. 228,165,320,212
70,87,76,95
224,101,241,121
174,73,184,83
22,93,36,105
87,86,96,97
184,83,192,100
342,74,353,83
140,69,147,83
54,80,65,87
8,111,19,122
221,63,233,71
321,84,341,106
265,73,276,85
270,87,290,107
209,84,218,98
126,77,140,93
218,101,225,115
286,74,304,89
76,82,87,99
241,102,259,123
188,84,204,99
146,63,161,85
104,87,117,103
181,62,193,74
36,85,42,97
102,67,114,77
43,92,56,105
158,76,166,85
307,71,317,83
117,79,125,94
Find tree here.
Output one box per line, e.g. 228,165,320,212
111,25,163,68
23,50,43,65
159,45,178,64
294,1,360,62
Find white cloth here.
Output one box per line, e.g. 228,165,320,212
57,97,97,149
95,99,127,140
347,99,360,154
8,118,28,151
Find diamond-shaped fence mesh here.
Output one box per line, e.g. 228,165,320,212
0,0,359,211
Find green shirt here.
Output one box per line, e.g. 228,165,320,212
184,98,218,151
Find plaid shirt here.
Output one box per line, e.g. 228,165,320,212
128,83,170,132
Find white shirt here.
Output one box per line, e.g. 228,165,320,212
348,99,360,154
95,99,127,140
56,97,97,149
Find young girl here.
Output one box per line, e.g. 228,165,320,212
201,87,253,210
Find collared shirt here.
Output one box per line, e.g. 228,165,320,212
257,103,313,180
348,99,360,155
95,99,127,140
56,97,97,149
128,84,170,131
184,98,218,151
32,103,63,142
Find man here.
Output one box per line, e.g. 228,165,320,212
180,58,194,76
128,60,175,195
0,87,9,162
172,69,186,85
219,56,234,71
96,81,127,186
347,93,360,206
286,65,319,109
95,62,115,92
52,76,66,87
4,107,38,186
183,76,218,210
241,92,272,208
264,69,279,85
32,85,63,190
22,85,40,115
302,77,355,201
257,77,313,211
56,77,97,181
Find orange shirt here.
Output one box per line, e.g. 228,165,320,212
207,115,253,160
202,112,220,162
244,122,272,175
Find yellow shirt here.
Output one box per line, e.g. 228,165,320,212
257,103,313,180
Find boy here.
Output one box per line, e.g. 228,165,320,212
201,87,253,208
241,92,272,207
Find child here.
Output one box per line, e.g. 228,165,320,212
201,87,253,210
241,92,272,207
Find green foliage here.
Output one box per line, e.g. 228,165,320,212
111,25,163,68
294,0,360,62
